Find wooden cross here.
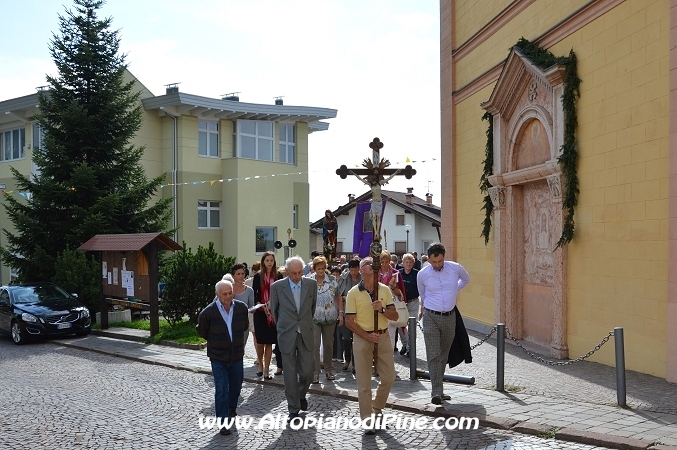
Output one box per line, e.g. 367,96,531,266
336,137,416,372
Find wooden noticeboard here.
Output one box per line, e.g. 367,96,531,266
78,233,182,337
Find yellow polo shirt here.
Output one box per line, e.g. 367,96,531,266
345,282,394,331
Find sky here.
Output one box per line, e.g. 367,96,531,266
0,0,441,222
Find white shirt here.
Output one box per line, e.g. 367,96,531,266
417,261,470,313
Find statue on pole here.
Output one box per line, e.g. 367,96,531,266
322,209,338,261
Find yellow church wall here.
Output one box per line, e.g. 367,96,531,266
452,84,497,326
453,0,513,46
552,0,669,377
454,0,588,91
449,0,669,377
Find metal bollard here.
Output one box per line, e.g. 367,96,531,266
415,370,475,385
614,327,626,407
335,321,343,363
497,323,505,392
409,316,416,380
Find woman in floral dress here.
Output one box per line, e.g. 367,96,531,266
308,256,342,382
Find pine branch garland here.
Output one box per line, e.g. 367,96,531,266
480,38,580,248
480,112,494,244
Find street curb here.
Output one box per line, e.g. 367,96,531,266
510,421,555,436
556,427,651,450
91,329,146,343
90,329,207,350
50,339,670,450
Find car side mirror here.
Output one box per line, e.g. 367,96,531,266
70,293,78,298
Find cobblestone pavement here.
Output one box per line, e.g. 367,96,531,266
0,338,619,450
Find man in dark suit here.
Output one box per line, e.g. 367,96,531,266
270,256,317,421
197,279,250,436
412,252,422,271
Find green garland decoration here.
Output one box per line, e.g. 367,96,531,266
480,111,494,245
480,37,580,248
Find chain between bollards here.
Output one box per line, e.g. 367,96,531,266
495,324,627,407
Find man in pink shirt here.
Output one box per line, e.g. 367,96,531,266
417,243,470,404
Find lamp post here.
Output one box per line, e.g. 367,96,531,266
405,224,411,253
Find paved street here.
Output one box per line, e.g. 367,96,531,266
0,338,618,450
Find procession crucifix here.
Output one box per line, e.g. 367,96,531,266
336,137,416,371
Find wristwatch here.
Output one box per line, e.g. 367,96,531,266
380,307,386,314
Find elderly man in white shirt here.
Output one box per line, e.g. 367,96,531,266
417,243,470,405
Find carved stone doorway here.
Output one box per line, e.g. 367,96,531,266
482,48,569,358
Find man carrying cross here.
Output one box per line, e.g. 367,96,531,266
344,256,398,434
337,137,415,434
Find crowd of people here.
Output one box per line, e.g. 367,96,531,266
196,242,470,435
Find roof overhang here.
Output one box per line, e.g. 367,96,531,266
0,93,41,127
143,92,337,133
78,233,182,252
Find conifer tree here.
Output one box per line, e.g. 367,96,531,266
1,0,172,281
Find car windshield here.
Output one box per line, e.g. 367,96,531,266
13,286,71,304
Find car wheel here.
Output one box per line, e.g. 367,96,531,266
11,321,25,345
75,328,90,337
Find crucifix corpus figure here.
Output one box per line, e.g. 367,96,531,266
336,137,416,374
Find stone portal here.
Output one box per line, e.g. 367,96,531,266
482,48,569,358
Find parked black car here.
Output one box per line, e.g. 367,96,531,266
0,283,91,344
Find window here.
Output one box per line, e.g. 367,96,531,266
32,122,44,151
279,124,295,164
9,267,20,284
394,241,407,254
198,201,220,228
396,214,405,225
422,241,432,254
256,227,276,253
198,121,219,157
292,204,299,229
1,127,26,161
237,120,273,161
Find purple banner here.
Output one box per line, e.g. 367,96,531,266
352,200,386,257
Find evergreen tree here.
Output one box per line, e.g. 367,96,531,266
160,242,235,326
1,0,172,281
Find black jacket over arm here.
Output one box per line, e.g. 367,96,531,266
447,306,473,368
196,300,249,364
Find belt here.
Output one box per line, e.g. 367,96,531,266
425,308,454,316
369,329,388,334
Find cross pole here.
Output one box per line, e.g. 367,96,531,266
335,137,416,373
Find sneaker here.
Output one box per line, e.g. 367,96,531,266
431,396,442,405
364,428,376,435
219,427,231,436
441,394,451,401
399,347,407,355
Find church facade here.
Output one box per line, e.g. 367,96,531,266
440,0,677,381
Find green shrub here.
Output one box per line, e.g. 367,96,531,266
52,248,100,314
160,242,234,326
